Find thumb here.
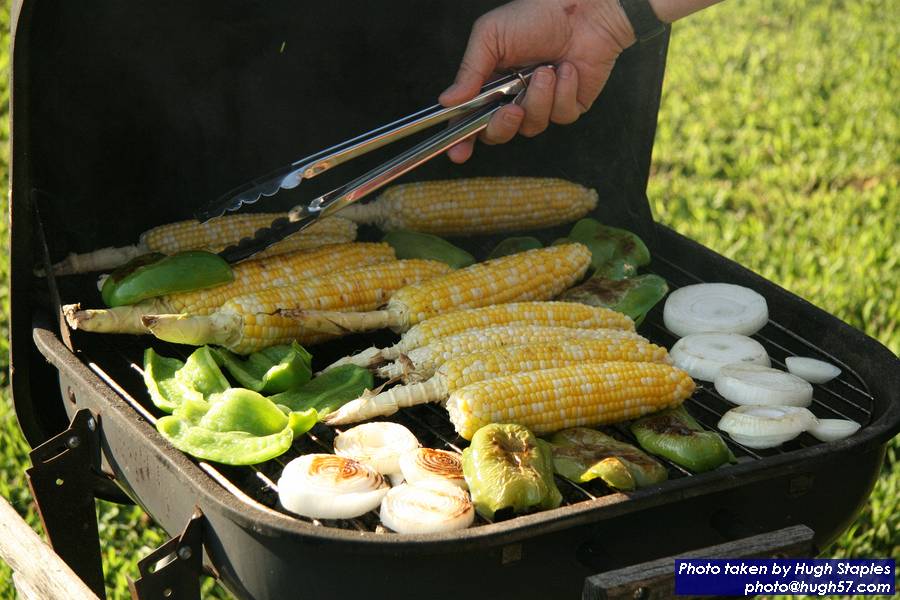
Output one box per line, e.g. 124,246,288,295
440,20,499,107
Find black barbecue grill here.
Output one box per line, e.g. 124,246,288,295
9,2,900,599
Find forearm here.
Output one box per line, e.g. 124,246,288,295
647,0,723,23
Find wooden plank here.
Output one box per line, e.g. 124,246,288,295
583,524,815,600
0,494,100,600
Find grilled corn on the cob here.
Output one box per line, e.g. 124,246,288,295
447,362,695,440
325,340,672,424
142,259,452,353
339,177,597,235
324,301,636,371
284,244,593,337
377,325,659,382
65,242,396,334
49,215,357,275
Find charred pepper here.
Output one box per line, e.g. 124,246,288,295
630,405,736,473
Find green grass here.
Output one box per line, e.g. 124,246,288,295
0,0,896,598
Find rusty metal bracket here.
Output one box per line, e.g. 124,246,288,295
128,509,204,600
26,408,106,599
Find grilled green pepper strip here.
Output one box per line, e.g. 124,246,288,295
556,219,651,278
156,390,317,465
382,230,474,268
143,346,229,413
102,250,234,307
462,423,561,519
271,365,374,417
558,274,668,325
213,342,313,394
486,236,543,259
631,405,736,473
548,428,667,491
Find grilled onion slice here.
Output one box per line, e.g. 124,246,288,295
670,333,770,382
785,356,841,384
399,448,467,490
714,363,813,407
808,419,860,442
278,454,389,519
334,422,420,476
380,481,474,534
663,283,768,337
717,405,817,449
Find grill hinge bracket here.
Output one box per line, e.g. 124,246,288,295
128,509,204,600
26,408,107,599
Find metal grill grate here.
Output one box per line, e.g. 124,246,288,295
61,257,875,534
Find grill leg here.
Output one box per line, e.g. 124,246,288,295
26,409,107,599
128,509,204,600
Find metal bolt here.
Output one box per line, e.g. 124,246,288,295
87,417,97,432
177,546,193,560
633,586,650,600
66,435,81,449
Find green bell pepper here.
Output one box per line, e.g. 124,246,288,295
271,364,374,416
556,219,651,279
558,274,669,325
548,427,667,491
382,230,474,268
462,423,562,519
213,342,313,394
631,405,736,473
486,236,543,260
143,346,230,413
102,250,234,307
156,389,317,465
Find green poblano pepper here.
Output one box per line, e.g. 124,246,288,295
155,390,317,465
555,219,650,279
462,423,562,519
271,365,374,417
548,428,667,491
631,405,736,473
382,230,475,268
558,274,669,326
486,236,543,260
102,250,234,307
213,342,313,394
143,346,230,413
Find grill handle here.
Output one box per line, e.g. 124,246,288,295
582,524,815,600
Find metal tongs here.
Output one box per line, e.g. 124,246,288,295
202,67,540,263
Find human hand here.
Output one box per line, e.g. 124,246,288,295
440,0,637,163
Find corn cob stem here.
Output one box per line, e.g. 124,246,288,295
339,177,598,235
447,362,696,440
142,312,240,347
323,301,636,372
63,242,396,334
284,244,593,337
326,339,672,425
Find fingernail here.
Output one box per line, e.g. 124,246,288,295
503,110,522,124
534,69,554,87
439,84,459,101
559,63,574,80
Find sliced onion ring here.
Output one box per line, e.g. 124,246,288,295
334,422,420,476
714,363,813,407
671,333,770,382
717,405,817,449
808,419,860,442
664,283,768,337
380,481,474,534
785,357,841,384
277,454,388,519
399,448,467,490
